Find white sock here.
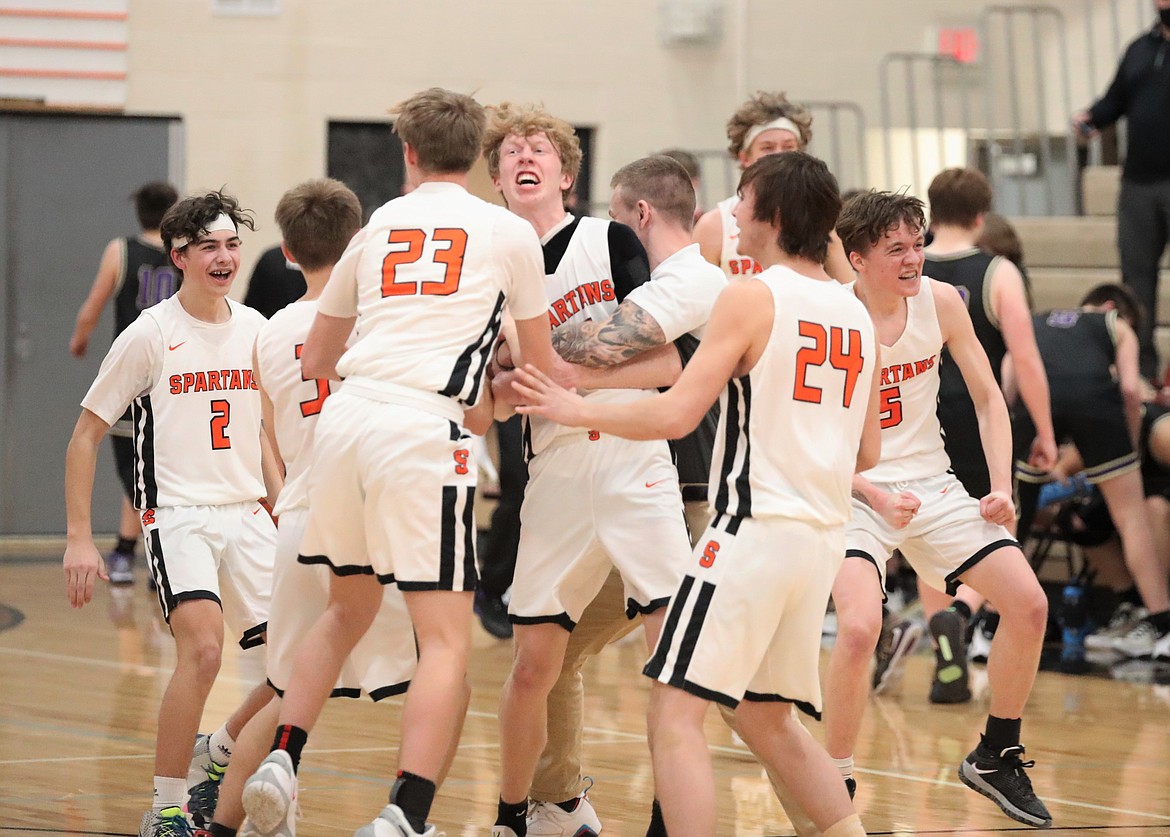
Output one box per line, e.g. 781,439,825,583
209,723,236,766
153,776,187,812
832,755,855,780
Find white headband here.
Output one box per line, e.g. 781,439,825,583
171,212,238,250
742,117,803,153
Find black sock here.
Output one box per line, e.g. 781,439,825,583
646,798,668,836
270,724,308,773
553,796,581,814
1119,585,1143,606
1147,609,1170,633
496,798,527,837
951,600,973,623
115,536,137,555
983,715,1022,753
391,771,436,834
207,824,237,837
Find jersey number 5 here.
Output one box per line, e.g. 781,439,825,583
879,386,903,428
793,322,865,407
382,228,468,298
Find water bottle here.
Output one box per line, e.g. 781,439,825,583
1059,584,1089,672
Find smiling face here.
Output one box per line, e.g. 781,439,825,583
172,228,241,299
850,220,925,298
739,128,802,168
493,131,573,212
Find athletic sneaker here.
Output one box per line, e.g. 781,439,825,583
958,740,1052,828
928,609,971,704
872,616,922,695
187,734,227,828
967,609,998,664
242,751,298,837
527,791,602,836
474,589,513,640
1112,618,1166,659
106,548,135,585
355,803,436,837
1085,602,1146,651
139,807,194,837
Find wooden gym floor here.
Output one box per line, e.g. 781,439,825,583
1,559,1168,837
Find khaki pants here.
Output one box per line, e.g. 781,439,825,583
530,501,822,837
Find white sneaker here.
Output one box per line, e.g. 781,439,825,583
242,751,298,837
354,803,437,837
967,614,995,664
527,793,602,836
1112,619,1162,658
1085,603,1146,651
1153,628,1170,660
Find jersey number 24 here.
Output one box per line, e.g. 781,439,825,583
792,321,865,407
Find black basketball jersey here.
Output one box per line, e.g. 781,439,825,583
1034,309,1120,404
927,248,1007,394
113,237,180,337
670,332,720,501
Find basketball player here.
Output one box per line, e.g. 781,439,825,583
481,105,695,837
692,91,851,283
1013,284,1170,660
69,181,180,585
241,89,555,837
512,150,878,837
490,152,727,836
63,190,278,837
824,190,1052,828
918,167,1057,704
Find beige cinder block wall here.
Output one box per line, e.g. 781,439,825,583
126,0,1108,285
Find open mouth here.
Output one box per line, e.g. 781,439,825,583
516,172,540,187
210,269,233,282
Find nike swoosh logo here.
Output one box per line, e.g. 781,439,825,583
169,341,186,351
253,507,262,515
645,479,666,488
972,765,999,774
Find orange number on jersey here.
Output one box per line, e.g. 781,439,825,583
294,343,331,417
699,539,720,568
423,228,468,296
210,399,231,450
879,386,903,428
381,228,468,298
794,322,866,406
793,321,828,403
453,449,470,475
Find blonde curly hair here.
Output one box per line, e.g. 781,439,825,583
482,102,582,188
726,91,813,157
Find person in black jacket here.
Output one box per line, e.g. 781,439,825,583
1074,2,1170,380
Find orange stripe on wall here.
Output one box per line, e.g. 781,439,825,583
0,67,125,80
0,8,127,20
0,37,126,50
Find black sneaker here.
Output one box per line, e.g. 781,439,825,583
928,608,971,704
844,776,856,800
475,589,513,640
959,740,1052,828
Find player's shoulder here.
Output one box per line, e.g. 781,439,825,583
258,299,313,339
657,245,728,284
228,298,270,332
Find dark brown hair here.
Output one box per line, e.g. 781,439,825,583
738,152,840,263
928,167,992,228
1081,282,1143,333
133,181,178,230
836,190,926,258
160,189,255,256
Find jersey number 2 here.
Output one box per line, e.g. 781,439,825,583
793,322,865,407
210,400,231,450
381,228,468,298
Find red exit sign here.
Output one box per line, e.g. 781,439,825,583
938,27,980,63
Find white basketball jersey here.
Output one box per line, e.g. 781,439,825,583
856,278,952,483
716,195,762,282
254,299,337,516
528,216,653,456
318,181,548,408
711,267,876,525
83,295,267,509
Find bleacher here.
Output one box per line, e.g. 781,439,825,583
1013,165,1170,364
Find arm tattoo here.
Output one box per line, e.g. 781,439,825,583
551,301,667,368
851,489,873,509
